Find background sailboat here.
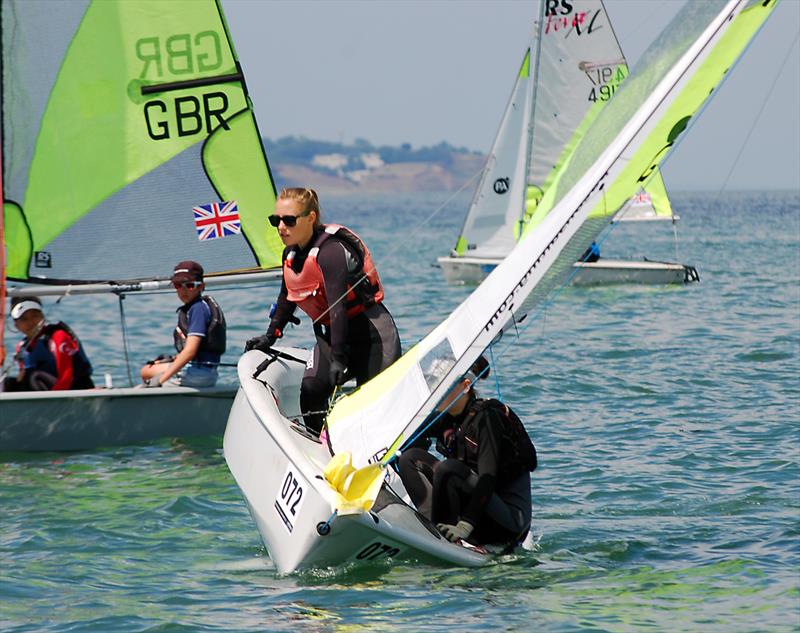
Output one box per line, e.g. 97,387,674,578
0,0,283,451
224,0,776,573
438,0,699,286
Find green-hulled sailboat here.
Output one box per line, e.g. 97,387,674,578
0,0,282,451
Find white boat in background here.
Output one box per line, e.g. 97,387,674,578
224,0,775,573
438,0,699,287
0,0,283,452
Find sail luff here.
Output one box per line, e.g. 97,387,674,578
518,8,545,230
328,0,774,470
0,0,6,365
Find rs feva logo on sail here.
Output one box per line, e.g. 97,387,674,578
136,32,232,141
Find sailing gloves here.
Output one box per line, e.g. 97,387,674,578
437,520,474,543
329,357,348,386
244,331,279,352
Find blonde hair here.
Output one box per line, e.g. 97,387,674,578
278,187,322,227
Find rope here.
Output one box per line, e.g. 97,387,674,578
117,294,134,387
719,28,800,195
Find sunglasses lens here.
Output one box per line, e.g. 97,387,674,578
268,214,298,228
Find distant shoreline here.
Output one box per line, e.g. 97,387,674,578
264,136,800,194
265,136,486,193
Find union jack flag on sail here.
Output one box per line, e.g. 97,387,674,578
193,201,241,241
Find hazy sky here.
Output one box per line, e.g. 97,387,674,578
224,0,800,191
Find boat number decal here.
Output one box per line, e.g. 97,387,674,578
493,178,509,195
355,541,401,561
274,466,307,534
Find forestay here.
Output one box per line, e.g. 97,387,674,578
1,0,282,285
329,0,777,470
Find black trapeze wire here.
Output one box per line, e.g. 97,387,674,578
719,28,799,195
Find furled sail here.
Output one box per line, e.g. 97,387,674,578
329,0,777,470
1,0,282,284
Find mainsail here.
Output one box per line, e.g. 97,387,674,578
329,0,777,470
1,0,283,284
453,0,676,259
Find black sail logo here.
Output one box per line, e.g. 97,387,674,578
493,178,510,194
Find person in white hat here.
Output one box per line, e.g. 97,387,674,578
3,296,94,391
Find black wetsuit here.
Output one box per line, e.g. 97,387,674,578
269,229,401,433
398,396,532,546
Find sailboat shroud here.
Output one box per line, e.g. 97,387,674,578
0,0,283,451
438,0,695,286
224,0,777,573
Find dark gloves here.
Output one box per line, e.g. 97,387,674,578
244,332,277,353
437,520,474,543
329,358,348,386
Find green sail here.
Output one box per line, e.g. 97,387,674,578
2,0,282,282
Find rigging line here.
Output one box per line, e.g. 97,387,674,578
719,28,800,195
309,166,484,328
117,295,134,387
488,344,502,401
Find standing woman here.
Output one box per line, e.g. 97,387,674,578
246,188,401,435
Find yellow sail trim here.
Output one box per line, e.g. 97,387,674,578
323,452,385,515
326,344,421,430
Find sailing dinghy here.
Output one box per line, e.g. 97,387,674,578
0,0,283,452
224,0,776,573
438,0,699,287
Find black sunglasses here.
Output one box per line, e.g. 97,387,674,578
268,209,311,228
173,281,202,290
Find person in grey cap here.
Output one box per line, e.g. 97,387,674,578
3,296,94,392
139,260,226,388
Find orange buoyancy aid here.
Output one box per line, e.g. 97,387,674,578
283,224,385,325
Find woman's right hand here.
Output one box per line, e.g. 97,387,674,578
244,333,277,353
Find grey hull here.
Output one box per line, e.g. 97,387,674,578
0,385,236,452
438,255,699,286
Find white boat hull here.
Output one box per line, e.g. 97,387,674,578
438,255,699,286
0,385,236,452
223,349,491,574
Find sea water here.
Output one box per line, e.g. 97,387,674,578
1,191,798,632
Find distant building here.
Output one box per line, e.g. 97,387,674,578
360,153,384,169
312,153,348,171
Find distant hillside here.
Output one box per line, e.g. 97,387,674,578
263,136,486,193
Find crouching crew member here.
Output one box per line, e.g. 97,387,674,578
398,357,536,548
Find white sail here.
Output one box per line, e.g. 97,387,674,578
453,0,633,259
455,51,533,259
330,0,777,469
